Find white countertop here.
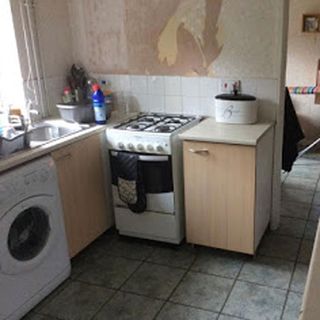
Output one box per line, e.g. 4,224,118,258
179,118,274,146
0,112,134,174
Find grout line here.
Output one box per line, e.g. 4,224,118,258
217,258,246,317
88,243,153,320
151,250,197,320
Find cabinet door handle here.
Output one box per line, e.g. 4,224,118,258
189,148,209,154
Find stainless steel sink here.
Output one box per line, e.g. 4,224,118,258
28,121,84,147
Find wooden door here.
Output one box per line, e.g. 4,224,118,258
52,133,109,257
183,141,256,254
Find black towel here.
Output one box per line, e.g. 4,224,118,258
114,152,146,213
282,87,305,172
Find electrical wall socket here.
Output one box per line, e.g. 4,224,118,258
219,79,241,94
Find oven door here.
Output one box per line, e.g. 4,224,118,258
110,151,174,214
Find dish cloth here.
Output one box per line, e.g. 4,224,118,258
115,152,146,213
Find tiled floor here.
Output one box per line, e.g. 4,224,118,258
23,156,320,320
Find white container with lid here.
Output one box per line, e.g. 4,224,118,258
215,93,258,124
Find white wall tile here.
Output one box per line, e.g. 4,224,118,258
165,76,181,96
199,77,219,98
148,76,165,96
181,77,200,97
130,75,148,94
182,96,200,115
118,75,131,93
241,79,258,96
129,93,149,112
200,97,215,117
165,95,182,114
149,95,165,113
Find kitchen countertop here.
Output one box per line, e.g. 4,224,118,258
0,112,134,174
179,118,274,146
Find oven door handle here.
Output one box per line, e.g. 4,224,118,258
111,151,169,162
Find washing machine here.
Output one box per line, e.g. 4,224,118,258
0,156,71,320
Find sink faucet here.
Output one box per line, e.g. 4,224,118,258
20,109,39,147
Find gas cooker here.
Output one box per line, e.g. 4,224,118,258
106,113,200,154
114,113,196,133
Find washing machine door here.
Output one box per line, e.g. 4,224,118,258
0,195,58,275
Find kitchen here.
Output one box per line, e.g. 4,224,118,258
0,0,318,320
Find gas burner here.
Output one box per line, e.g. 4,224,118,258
164,118,185,124
138,116,157,123
154,125,175,133
126,123,146,131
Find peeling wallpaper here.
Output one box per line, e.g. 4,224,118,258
69,0,283,79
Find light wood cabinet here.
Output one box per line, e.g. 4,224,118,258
52,132,112,257
183,127,273,255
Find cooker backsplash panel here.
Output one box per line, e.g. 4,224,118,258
91,74,279,122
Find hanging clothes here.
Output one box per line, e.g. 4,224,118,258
282,87,305,172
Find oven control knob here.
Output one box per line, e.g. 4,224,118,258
118,142,125,149
127,143,135,150
147,144,154,152
137,144,144,151
156,145,164,152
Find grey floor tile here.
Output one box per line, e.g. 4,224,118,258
71,245,106,279
156,302,218,320
147,246,195,269
304,220,318,240
312,192,320,206
258,234,300,261
38,281,114,320
298,239,314,264
309,205,320,221
23,314,57,320
288,167,320,180
218,315,243,320
238,256,294,289
282,291,303,320
280,201,311,220
191,249,245,279
32,280,72,314
281,188,314,204
122,262,185,299
222,281,287,320
94,291,163,320
283,176,317,191
104,237,154,260
170,271,233,312
290,263,310,293
272,217,306,238
76,255,141,289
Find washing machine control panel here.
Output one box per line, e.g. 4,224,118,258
0,161,54,209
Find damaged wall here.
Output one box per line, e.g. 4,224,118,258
69,0,282,79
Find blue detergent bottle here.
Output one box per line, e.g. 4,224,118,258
92,84,107,124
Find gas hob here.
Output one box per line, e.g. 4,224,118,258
106,113,200,155
114,113,196,133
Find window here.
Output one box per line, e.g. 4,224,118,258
0,0,47,119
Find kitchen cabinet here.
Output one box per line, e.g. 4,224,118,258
181,119,274,255
52,132,112,257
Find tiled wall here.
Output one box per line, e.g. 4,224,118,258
92,74,279,121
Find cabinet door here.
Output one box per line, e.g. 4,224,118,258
52,133,109,257
183,141,256,254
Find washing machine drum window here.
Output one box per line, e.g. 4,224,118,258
7,207,50,261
